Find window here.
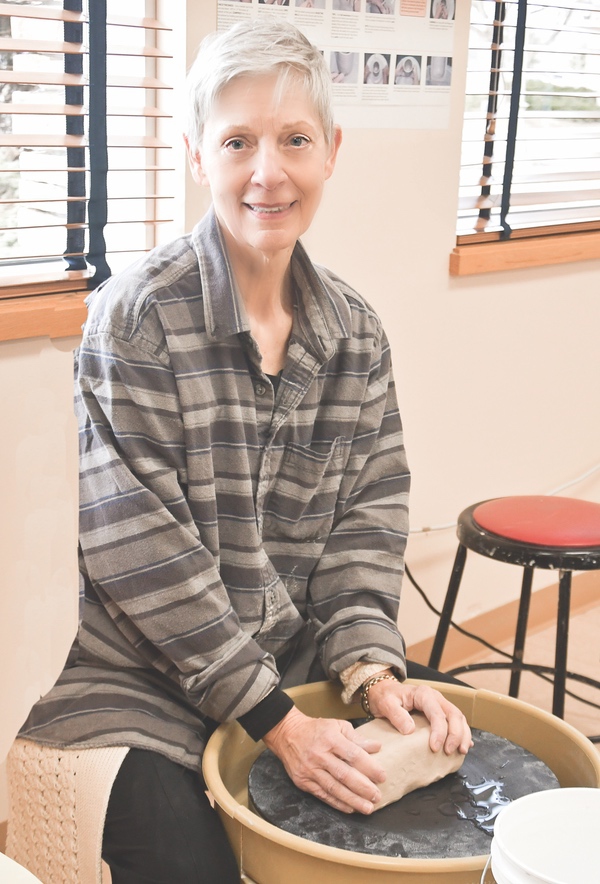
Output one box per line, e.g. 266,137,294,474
454,0,600,274
0,0,174,302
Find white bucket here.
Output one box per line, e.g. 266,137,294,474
488,788,600,884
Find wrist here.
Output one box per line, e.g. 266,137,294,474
339,662,391,704
360,671,400,717
262,705,304,752
237,687,294,743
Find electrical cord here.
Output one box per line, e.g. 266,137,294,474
405,563,600,742
408,462,600,536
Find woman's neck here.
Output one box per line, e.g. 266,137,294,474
225,241,295,376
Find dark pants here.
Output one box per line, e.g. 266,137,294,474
102,749,239,884
102,662,465,883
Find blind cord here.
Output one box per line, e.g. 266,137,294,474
409,461,600,535
500,0,528,240
87,0,111,285
63,0,86,272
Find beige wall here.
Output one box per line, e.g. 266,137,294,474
2,0,599,822
0,336,80,821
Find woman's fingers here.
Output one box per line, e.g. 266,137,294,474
296,752,381,814
365,677,473,756
411,685,472,754
262,708,386,814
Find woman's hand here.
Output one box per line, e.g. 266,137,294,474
263,706,386,814
365,674,472,755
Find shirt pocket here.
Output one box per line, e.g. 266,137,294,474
262,437,347,542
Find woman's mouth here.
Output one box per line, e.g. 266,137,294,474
246,202,293,214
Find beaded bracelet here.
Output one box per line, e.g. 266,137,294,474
360,672,399,717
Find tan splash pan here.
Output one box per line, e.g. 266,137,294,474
203,680,600,884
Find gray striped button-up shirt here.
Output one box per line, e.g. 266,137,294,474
20,208,410,771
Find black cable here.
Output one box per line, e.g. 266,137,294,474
405,563,600,716
406,563,514,660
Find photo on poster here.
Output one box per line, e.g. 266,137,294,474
425,55,452,86
331,50,360,83
364,52,390,84
217,0,454,127
394,55,421,86
366,0,395,12
430,0,454,21
332,0,361,11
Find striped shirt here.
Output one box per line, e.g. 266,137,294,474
20,208,410,771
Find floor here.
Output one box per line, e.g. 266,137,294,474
454,600,600,751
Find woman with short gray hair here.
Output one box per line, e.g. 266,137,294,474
18,20,470,882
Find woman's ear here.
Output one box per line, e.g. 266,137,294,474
324,125,343,180
183,135,209,187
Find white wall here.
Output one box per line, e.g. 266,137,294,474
2,0,599,821
0,337,80,821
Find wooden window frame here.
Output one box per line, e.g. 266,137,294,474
0,288,87,341
450,229,600,277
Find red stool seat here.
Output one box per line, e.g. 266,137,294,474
428,496,600,724
473,496,600,548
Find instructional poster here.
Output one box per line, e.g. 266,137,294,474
217,0,455,129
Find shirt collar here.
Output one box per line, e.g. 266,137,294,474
191,206,352,361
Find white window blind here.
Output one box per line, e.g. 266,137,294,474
458,0,600,244
0,0,174,297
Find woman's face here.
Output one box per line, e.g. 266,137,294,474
187,74,341,264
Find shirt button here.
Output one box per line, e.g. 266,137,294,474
255,383,267,397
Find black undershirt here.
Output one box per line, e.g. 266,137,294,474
266,371,282,395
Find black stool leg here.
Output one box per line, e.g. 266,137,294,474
509,566,533,699
553,570,571,719
428,544,468,670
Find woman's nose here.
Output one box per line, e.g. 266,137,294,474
251,143,287,189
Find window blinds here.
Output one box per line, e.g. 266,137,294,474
458,0,600,243
0,0,174,295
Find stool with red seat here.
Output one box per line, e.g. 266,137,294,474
428,496,600,720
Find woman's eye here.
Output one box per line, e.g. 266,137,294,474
289,135,309,148
225,139,245,151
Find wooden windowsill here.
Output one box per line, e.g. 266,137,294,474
0,290,88,342
450,230,600,276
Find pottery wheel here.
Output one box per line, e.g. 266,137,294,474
248,727,559,859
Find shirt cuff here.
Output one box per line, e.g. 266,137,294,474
339,662,392,705
237,687,294,742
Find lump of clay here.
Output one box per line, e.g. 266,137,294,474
356,713,465,810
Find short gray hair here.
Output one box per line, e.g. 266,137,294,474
185,20,334,153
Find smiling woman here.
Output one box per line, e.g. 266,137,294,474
186,76,340,260
13,18,470,884
184,75,341,370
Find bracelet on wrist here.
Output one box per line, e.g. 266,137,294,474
360,672,399,717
